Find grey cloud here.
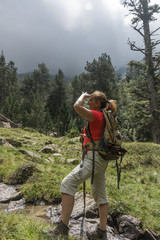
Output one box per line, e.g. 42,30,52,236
0,0,159,77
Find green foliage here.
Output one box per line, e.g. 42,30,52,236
2,90,21,123
20,63,51,100
18,63,52,131
67,126,80,138
47,69,66,121
118,63,153,141
32,63,51,100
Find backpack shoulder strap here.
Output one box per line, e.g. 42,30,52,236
102,110,115,143
103,110,113,129
85,122,95,145
107,111,113,129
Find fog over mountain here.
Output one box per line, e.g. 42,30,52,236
0,0,160,77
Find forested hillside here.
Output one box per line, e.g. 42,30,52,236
0,49,159,143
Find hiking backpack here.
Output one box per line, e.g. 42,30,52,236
85,109,127,189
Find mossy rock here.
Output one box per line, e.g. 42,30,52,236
8,164,38,184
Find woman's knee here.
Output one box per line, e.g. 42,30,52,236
91,185,108,206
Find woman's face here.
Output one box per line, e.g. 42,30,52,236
88,96,100,110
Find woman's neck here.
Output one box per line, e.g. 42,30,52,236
92,107,101,111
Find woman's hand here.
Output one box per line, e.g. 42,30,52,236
74,92,94,121
81,92,91,99
74,92,90,108
80,128,86,143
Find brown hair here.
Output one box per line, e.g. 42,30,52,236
92,91,117,113
106,100,117,114
92,91,107,109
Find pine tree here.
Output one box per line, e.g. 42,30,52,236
0,52,19,111
118,66,152,141
46,69,66,123
0,51,6,110
84,53,118,99
32,63,51,100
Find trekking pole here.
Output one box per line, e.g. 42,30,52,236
80,129,86,240
80,181,86,240
83,181,86,216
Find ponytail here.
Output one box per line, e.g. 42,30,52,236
106,100,117,114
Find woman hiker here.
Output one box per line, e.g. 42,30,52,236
43,91,117,240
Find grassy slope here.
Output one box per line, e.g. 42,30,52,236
0,127,160,239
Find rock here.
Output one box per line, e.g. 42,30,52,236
0,183,22,203
67,159,79,164
46,157,55,163
34,200,46,206
117,215,143,240
44,192,160,240
22,140,37,145
40,146,55,153
8,164,38,184
67,148,80,152
50,144,61,152
6,198,25,212
0,121,11,128
40,144,61,154
46,205,62,223
52,153,63,157
5,139,22,147
0,138,7,145
19,149,41,159
49,132,58,137
45,140,52,145
0,138,16,149
45,192,147,240
107,215,117,232
46,192,96,224
71,192,97,220
69,218,131,240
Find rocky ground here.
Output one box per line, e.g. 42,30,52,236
0,183,159,240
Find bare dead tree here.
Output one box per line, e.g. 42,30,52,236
123,0,160,143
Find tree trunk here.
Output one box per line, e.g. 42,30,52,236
141,0,160,143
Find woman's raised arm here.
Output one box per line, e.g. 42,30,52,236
74,92,94,121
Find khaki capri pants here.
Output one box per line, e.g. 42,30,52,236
60,151,109,206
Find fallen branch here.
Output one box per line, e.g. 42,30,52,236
0,114,19,128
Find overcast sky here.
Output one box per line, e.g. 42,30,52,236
0,0,160,77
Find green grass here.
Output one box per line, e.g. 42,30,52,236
104,142,160,232
0,127,160,237
0,211,77,240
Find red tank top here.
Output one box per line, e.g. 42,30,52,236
83,110,104,149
